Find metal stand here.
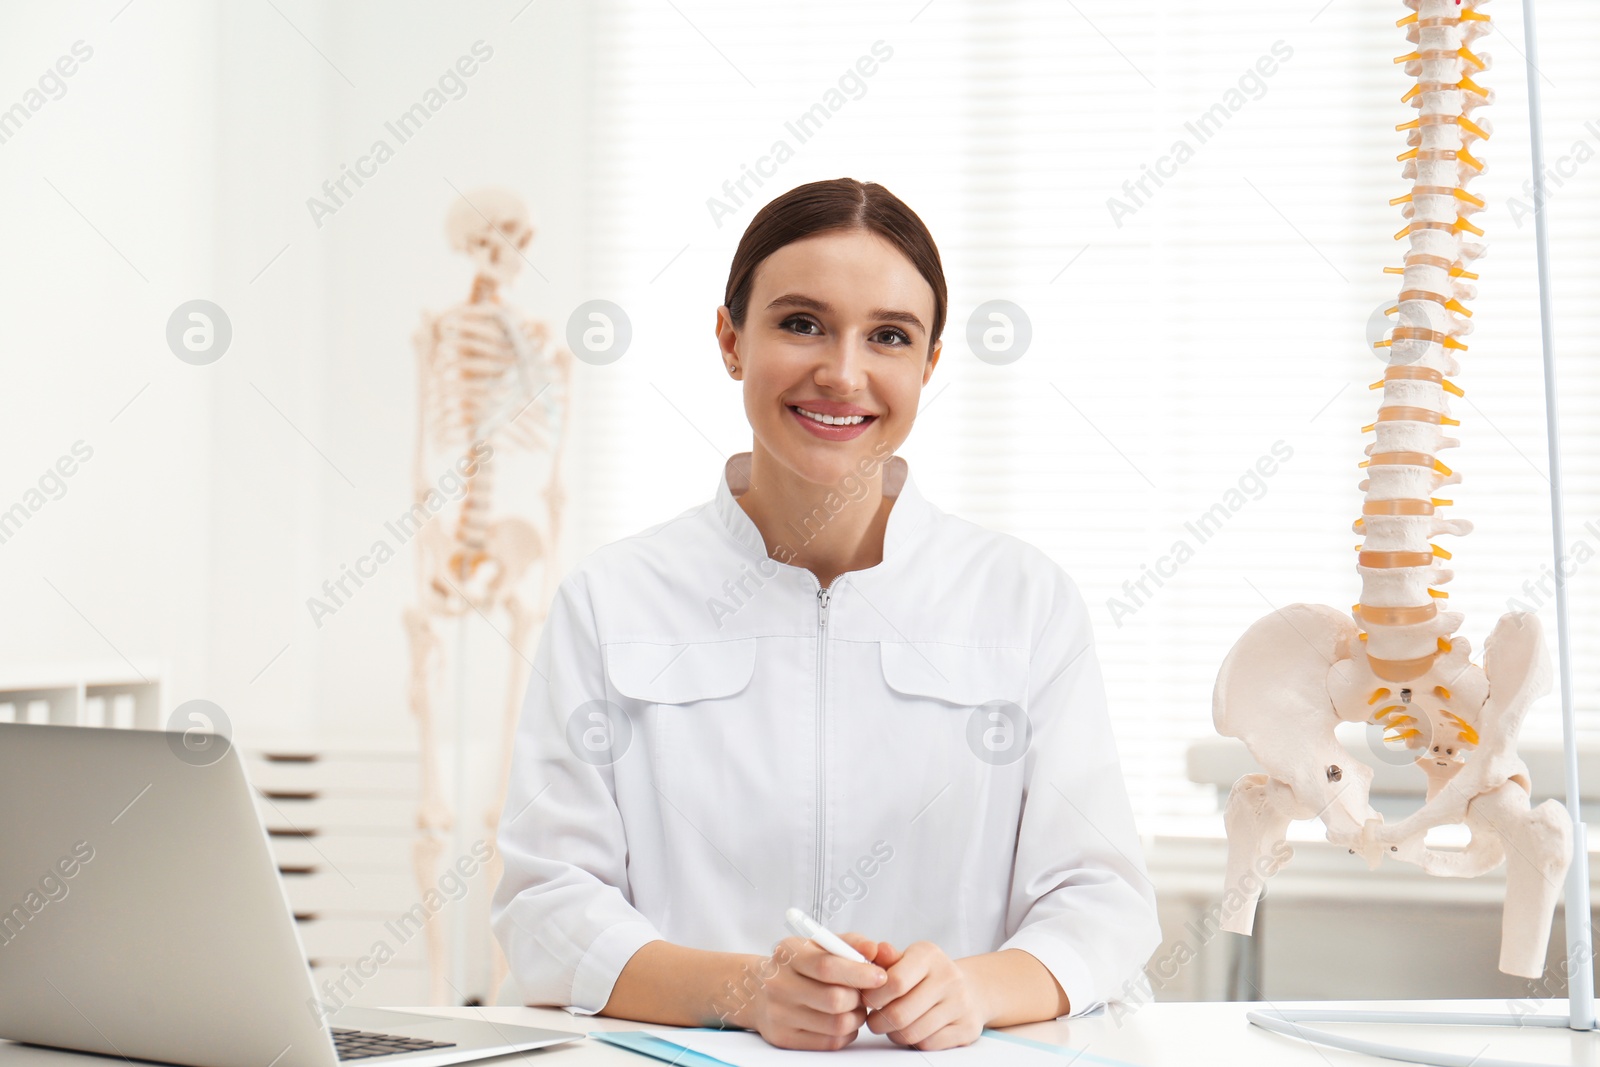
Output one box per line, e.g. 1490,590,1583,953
1247,1009,1587,1067
1244,1,1595,1062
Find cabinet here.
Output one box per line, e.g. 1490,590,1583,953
242,743,435,1010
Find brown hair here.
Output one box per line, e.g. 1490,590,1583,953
722,177,947,357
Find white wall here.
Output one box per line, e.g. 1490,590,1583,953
1,0,597,747
0,2,219,717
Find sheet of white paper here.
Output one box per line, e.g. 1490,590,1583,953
644,1027,1075,1065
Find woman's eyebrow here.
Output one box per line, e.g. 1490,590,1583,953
765,293,925,332
766,293,832,316
870,308,926,332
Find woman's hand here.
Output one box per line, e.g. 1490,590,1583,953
859,939,989,1050
745,933,889,1050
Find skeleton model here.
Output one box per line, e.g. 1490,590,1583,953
1213,0,1572,980
404,188,572,1004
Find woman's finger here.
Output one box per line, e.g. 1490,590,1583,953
905,1019,979,1052
868,976,950,1045
787,939,887,990
838,931,880,960
761,1022,863,1052
861,943,928,1010
768,998,868,1039
784,972,866,1016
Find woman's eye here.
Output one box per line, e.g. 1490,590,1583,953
780,315,821,335
872,327,911,346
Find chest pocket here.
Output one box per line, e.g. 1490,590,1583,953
604,639,758,705
878,642,1029,707
879,642,1032,771
601,639,769,867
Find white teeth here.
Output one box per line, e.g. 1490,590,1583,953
794,407,867,426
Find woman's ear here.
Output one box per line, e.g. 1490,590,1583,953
923,338,942,384
716,305,740,378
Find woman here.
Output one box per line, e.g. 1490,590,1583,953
491,177,1161,1051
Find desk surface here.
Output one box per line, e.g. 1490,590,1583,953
4,999,1594,1066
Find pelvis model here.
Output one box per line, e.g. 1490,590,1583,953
1212,0,1570,979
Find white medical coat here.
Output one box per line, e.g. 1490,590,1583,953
491,452,1161,1018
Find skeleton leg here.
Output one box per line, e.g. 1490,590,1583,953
1467,781,1572,979
1416,815,1506,879
404,605,454,1004
483,591,535,1004
410,833,452,1005
1220,774,1298,935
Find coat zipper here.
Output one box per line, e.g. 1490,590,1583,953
812,583,831,919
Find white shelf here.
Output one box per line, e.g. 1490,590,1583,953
0,661,162,729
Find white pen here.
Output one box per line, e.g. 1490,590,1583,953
784,906,870,963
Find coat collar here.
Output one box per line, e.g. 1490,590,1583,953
711,451,931,566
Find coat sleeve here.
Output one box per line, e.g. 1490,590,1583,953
489,567,666,1014
994,564,1162,1017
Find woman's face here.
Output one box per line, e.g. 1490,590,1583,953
717,228,941,489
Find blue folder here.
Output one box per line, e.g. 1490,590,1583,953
592,1026,1141,1066
591,1028,739,1066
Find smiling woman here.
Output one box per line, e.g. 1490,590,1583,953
716,179,947,586
491,177,1161,1052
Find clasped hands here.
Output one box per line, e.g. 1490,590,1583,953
746,932,986,1051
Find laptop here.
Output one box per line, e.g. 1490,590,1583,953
0,722,582,1067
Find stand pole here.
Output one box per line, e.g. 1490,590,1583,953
1521,0,1596,1030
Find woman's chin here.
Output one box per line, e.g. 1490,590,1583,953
772,440,877,489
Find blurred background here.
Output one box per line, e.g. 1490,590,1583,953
3,0,1598,1010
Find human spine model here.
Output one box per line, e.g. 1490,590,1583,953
404,188,572,1003
1212,0,1571,978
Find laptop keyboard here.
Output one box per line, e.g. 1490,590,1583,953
329,1028,458,1060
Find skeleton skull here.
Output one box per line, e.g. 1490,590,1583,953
446,186,534,288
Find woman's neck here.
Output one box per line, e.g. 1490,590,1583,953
735,446,894,590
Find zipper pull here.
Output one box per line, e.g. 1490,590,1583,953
817,585,831,628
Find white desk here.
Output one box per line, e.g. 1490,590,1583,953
4,1000,1595,1066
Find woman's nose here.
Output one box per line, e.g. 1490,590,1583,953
812,336,870,392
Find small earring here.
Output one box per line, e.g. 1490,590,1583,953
728,364,738,376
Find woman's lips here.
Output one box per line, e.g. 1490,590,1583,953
788,405,877,441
